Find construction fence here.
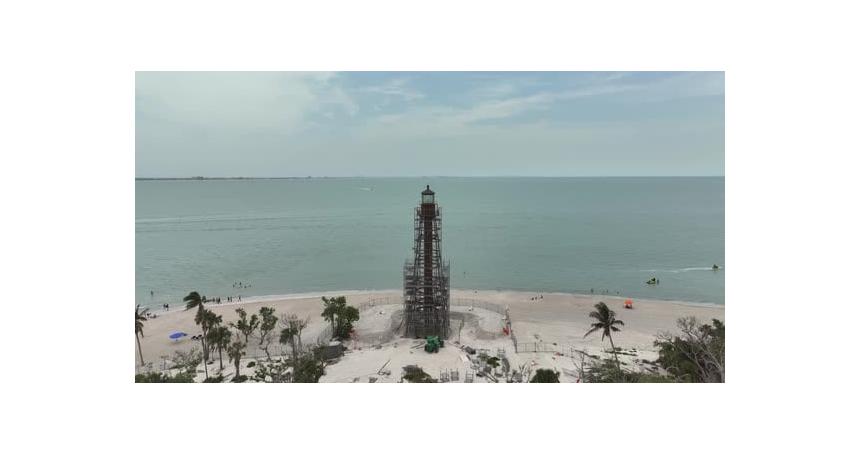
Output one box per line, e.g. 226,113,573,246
355,296,509,316
512,342,594,360
225,297,516,363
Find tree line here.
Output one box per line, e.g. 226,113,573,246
135,292,360,383
136,296,722,383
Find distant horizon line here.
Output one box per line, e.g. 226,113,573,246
136,175,725,180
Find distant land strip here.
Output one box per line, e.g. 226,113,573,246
136,175,724,180
136,176,317,181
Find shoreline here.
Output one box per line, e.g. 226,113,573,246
141,287,725,315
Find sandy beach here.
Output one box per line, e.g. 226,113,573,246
137,289,724,382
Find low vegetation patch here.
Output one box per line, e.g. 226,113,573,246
654,318,725,383
584,359,675,383
135,371,195,383
402,365,436,383
530,369,560,383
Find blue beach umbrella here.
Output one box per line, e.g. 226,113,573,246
169,331,188,340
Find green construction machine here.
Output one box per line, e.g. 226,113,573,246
424,335,444,353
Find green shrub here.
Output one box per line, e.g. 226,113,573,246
321,296,360,340
170,348,202,374
253,359,292,383
402,366,436,383
292,357,325,383
530,369,560,383
335,305,360,339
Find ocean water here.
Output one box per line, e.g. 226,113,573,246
136,177,724,308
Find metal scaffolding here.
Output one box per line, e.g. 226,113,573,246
403,186,450,338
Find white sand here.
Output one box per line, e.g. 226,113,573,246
135,289,724,382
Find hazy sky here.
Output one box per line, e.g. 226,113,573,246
136,72,724,177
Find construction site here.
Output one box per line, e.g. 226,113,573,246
320,295,540,383
318,186,521,382
315,282,724,383
316,186,667,383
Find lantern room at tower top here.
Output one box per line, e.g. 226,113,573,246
421,185,435,204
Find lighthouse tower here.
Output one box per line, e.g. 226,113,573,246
403,185,450,338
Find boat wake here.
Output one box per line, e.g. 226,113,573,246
641,267,720,274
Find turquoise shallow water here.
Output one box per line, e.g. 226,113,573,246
136,177,724,308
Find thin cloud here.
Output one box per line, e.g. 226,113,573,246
136,72,358,133
358,78,425,101
136,72,723,177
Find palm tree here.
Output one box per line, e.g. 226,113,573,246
230,308,259,345
207,325,232,371
227,337,246,380
279,313,309,365
200,309,222,354
280,326,298,360
184,291,210,365
135,304,147,366
321,296,343,338
256,307,278,360
584,302,625,367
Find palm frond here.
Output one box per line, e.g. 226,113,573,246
135,305,147,335
183,291,203,310
584,301,625,344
